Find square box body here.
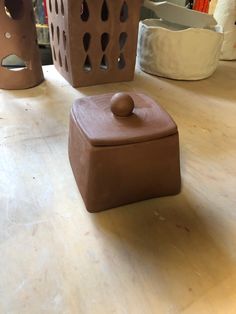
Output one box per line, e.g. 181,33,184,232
46,0,142,87
68,93,181,212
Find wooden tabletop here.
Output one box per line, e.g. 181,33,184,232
0,63,236,314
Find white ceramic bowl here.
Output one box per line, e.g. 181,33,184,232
137,19,223,80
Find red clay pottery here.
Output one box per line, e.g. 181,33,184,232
0,0,44,90
46,0,142,87
69,92,181,212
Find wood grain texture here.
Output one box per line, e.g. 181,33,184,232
0,62,236,314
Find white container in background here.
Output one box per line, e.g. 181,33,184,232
138,1,223,80
214,0,236,60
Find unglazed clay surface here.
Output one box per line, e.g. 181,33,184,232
214,0,236,60
69,93,181,212
137,19,223,80
0,0,44,90
71,93,177,146
46,0,142,87
110,93,135,117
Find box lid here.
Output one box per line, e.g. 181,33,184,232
143,1,217,29
71,93,177,147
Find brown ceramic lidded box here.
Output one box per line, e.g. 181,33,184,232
69,92,181,212
46,0,142,87
0,0,44,90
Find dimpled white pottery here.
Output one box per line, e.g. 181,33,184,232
214,0,236,60
138,19,223,80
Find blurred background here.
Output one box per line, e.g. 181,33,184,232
33,0,52,66
4,0,217,68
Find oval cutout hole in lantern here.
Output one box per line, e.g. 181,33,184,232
1,55,29,71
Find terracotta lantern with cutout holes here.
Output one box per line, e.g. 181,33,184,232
46,0,143,87
0,0,44,90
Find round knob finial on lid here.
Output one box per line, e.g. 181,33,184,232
110,93,135,117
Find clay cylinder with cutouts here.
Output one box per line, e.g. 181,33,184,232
46,0,142,87
0,0,44,90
